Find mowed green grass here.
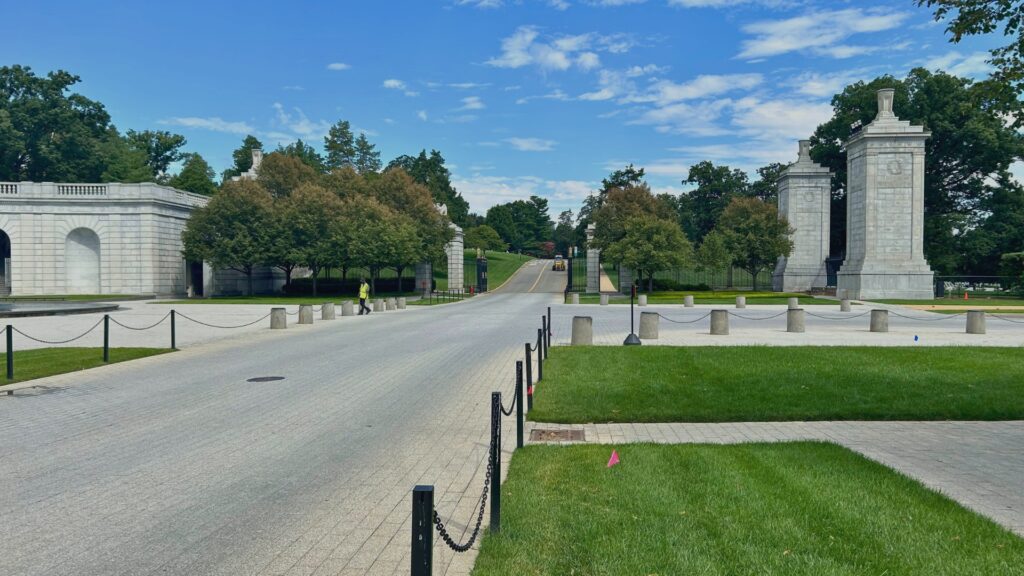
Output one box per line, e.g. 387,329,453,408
577,290,839,305
875,296,1024,306
471,443,1024,576
1,347,172,386
530,346,1024,422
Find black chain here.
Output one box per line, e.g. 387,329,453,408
727,310,789,320
991,313,1024,323
433,414,496,552
176,312,272,329
656,311,712,324
12,318,104,344
887,310,966,321
804,310,871,320
108,312,171,331
500,390,517,416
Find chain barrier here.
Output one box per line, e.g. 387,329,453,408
887,310,967,321
991,313,1024,323
12,318,104,344
433,412,496,552
108,312,171,331
656,311,712,324
727,310,789,321
500,388,517,417
804,310,871,320
176,312,272,329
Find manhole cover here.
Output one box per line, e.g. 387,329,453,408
246,376,285,383
530,429,585,442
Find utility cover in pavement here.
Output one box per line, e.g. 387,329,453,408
246,376,285,383
530,429,585,442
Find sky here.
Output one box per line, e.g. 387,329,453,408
0,0,1007,216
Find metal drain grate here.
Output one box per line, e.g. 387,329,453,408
529,429,585,442
246,376,285,383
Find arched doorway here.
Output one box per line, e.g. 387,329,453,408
0,229,10,296
66,228,101,293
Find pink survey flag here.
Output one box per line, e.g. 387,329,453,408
607,450,620,468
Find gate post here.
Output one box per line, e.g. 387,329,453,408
411,485,434,576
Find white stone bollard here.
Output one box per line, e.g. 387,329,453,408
787,308,805,333
298,305,314,325
638,294,647,307
397,297,407,310
966,310,986,334
600,294,610,306
840,299,852,312
710,309,729,335
321,302,336,320
373,299,384,312
341,301,355,316
571,293,580,305
788,297,800,310
639,311,659,339
386,298,397,311
735,296,746,309
571,316,593,345
870,309,888,333
270,307,287,329
684,295,694,308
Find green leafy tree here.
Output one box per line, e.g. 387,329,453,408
324,120,355,170
278,184,346,296
170,153,217,195
99,130,154,183
682,161,750,243
222,135,262,181
1000,252,1024,294
257,152,319,198
553,210,576,256
368,168,452,282
342,196,418,294
181,180,273,295
485,196,552,252
694,230,732,273
465,225,508,252
591,184,676,251
603,217,693,293
278,139,326,173
125,129,186,180
960,175,1024,274
747,162,786,204
353,133,382,174
715,197,793,291
386,150,470,226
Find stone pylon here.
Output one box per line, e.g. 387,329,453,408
445,224,464,291
585,223,600,293
772,140,831,292
837,89,934,300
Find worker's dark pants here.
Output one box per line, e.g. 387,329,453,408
359,298,371,315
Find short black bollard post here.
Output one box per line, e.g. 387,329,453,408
103,314,110,363
541,316,547,360
170,310,177,350
490,391,502,533
536,328,543,382
516,361,524,449
6,324,13,381
411,485,434,576
547,306,552,347
524,343,533,411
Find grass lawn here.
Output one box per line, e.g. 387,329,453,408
1,347,172,387
577,290,839,306
530,346,1024,423
875,296,1024,306
472,443,1024,576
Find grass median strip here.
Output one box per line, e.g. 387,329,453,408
472,442,1024,576
576,290,839,305
1,347,172,386
530,346,1024,423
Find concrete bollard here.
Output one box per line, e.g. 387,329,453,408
788,297,800,310
684,295,694,308
735,296,746,309
710,309,729,335
571,293,580,305
270,307,287,329
840,299,852,312
386,298,397,311
966,310,986,334
321,302,336,320
341,300,355,316
571,316,593,345
870,309,888,333
639,311,659,339
600,294,610,306
638,294,647,307
373,299,384,312
397,297,407,310
787,308,805,333
298,305,314,325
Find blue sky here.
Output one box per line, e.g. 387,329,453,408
0,0,1005,215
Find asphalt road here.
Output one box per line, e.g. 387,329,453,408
494,258,566,294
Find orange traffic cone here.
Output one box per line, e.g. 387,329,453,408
964,291,969,301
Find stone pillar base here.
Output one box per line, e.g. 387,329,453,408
837,270,934,300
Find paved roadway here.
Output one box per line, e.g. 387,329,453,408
0,262,566,576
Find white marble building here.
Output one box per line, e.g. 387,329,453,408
773,140,831,292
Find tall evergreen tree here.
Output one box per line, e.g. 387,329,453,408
170,153,217,195
353,133,381,174
324,120,355,169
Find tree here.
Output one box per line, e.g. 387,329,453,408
170,153,217,195
99,130,153,183
353,133,381,174
0,65,114,182
181,180,273,295
257,152,319,198
278,139,326,173
811,69,1024,272
682,161,750,242
919,0,1024,118
960,175,1024,274
465,225,507,252
125,129,186,180
485,196,552,252
694,230,732,273
222,135,262,181
591,184,675,251
278,184,346,296
386,150,470,226
715,197,793,291
1001,253,1024,294
342,196,418,295
602,164,646,193
747,163,786,204
603,217,692,293
324,120,355,169
553,210,576,256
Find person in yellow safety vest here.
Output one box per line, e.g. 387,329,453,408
358,278,372,315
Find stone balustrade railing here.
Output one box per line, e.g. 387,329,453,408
0,182,209,208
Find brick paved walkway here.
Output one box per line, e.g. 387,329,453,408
526,420,1024,536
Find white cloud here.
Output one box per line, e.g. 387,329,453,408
455,0,503,7
738,8,910,59
449,82,492,89
923,50,993,77
486,26,634,72
417,110,429,121
548,0,570,9
459,96,486,110
282,85,305,91
451,174,595,212
730,97,834,142
577,51,601,70
630,99,733,136
271,103,332,140
505,137,557,151
625,64,667,77
326,62,350,71
383,78,419,96
789,69,870,98
159,117,254,134
635,73,763,105
586,0,646,5
516,89,572,104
